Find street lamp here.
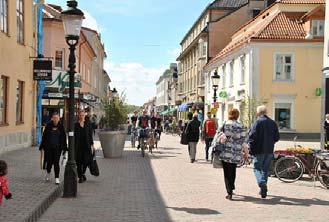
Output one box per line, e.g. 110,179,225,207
61,0,84,198
112,88,118,98
211,69,220,103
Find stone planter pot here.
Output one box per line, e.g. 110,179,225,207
98,130,126,158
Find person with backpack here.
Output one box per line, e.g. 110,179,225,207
202,112,218,161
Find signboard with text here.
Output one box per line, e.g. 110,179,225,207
33,60,52,81
46,70,81,92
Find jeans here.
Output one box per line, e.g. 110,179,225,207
253,154,274,186
205,138,213,160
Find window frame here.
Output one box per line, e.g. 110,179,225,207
229,60,234,87
16,0,24,44
240,55,246,85
0,0,8,34
16,80,24,124
312,20,324,37
272,97,295,131
221,64,226,89
54,49,65,70
273,53,295,82
0,75,9,126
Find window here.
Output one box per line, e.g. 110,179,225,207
0,0,8,33
274,54,293,81
312,20,324,37
0,76,8,125
55,49,64,69
229,61,234,87
274,102,292,130
17,0,24,44
16,80,24,123
240,55,246,84
221,65,226,89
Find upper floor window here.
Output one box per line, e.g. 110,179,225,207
0,75,8,125
221,64,226,89
229,61,234,87
17,0,24,44
274,54,294,81
0,0,8,33
240,55,246,84
16,80,24,124
312,20,324,37
55,49,64,69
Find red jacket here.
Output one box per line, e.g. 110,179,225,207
0,176,11,205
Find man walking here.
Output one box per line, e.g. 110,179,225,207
185,112,201,163
202,112,218,161
248,105,279,198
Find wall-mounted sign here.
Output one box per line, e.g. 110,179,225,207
33,60,52,81
316,88,322,96
218,91,228,98
46,70,81,92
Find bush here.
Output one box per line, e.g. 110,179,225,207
100,96,128,131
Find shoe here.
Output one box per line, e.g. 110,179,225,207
191,159,195,163
225,194,233,200
55,178,60,185
45,173,50,182
259,184,267,198
82,175,87,182
137,145,140,149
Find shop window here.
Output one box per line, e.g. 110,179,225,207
16,80,24,124
0,75,8,125
312,20,324,37
17,0,24,44
274,102,292,130
55,49,64,69
0,0,8,33
274,54,293,81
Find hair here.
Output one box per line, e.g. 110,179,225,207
228,108,240,120
0,160,8,176
257,105,267,116
187,112,193,120
193,112,198,118
78,109,85,114
51,112,59,117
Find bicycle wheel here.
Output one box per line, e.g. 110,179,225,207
315,159,329,189
131,134,135,148
141,141,145,157
274,156,304,183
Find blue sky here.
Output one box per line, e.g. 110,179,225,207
47,0,211,105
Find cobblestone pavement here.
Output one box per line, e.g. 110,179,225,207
0,148,63,222
39,134,328,222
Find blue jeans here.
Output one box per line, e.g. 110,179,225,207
253,154,274,186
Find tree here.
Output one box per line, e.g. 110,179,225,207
240,96,267,128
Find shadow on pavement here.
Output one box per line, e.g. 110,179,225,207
234,194,329,206
167,207,221,215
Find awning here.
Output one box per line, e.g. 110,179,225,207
178,103,192,112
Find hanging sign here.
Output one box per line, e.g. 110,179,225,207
33,60,52,81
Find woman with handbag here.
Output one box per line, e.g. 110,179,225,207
218,109,249,200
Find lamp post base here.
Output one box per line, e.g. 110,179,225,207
63,162,78,198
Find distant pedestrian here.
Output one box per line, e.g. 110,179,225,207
0,160,12,206
249,105,279,198
39,112,67,184
324,114,329,150
202,112,218,161
216,109,249,200
75,110,95,183
185,112,201,163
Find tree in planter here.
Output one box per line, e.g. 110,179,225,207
99,95,128,131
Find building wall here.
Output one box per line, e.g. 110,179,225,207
0,0,37,153
258,44,323,133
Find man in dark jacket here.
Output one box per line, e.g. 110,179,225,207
185,112,201,163
249,105,279,198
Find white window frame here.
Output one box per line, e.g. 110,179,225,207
312,20,324,37
240,55,246,84
221,64,226,89
229,60,234,87
272,97,295,131
54,49,65,69
273,53,295,82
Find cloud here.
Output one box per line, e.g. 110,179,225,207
105,61,165,105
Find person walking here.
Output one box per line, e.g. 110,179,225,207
202,112,218,161
217,109,249,200
0,160,12,206
248,105,279,198
324,114,329,150
75,110,95,183
39,112,67,184
185,112,201,163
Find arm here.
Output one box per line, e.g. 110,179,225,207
1,177,12,199
89,123,94,146
61,126,68,152
274,123,280,143
39,125,48,151
248,122,257,153
201,120,206,140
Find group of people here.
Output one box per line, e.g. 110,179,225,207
183,105,280,200
39,110,95,184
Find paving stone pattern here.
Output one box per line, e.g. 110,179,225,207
39,134,329,222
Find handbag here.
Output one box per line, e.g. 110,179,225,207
212,122,226,168
212,152,223,168
180,131,188,145
89,153,100,177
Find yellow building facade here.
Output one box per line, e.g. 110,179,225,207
0,0,37,153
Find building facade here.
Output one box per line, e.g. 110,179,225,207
205,0,325,138
0,0,38,153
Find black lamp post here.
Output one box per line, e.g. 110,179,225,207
211,69,220,103
61,0,84,198
112,88,118,98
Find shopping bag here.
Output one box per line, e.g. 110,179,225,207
89,154,100,177
180,132,188,145
212,152,223,168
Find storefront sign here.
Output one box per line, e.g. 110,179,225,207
46,92,79,99
33,60,52,81
218,91,228,98
316,88,322,96
46,70,81,92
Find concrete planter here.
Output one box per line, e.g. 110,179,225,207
98,130,126,158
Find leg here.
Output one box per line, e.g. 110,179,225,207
205,138,213,161
253,154,265,186
262,154,274,185
77,162,83,179
189,142,197,162
53,148,61,178
222,161,237,195
46,149,55,174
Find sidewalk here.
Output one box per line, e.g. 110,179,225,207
0,147,63,222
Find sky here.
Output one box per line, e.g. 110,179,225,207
46,0,211,105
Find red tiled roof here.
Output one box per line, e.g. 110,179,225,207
278,0,325,4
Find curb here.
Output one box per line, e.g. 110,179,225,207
24,183,63,222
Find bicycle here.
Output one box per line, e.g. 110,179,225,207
138,128,149,157
274,149,329,189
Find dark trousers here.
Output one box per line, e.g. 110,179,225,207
205,138,213,160
46,147,61,178
77,163,88,179
222,161,237,195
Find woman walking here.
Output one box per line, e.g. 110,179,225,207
75,110,95,183
39,112,67,184
185,112,201,163
217,109,249,200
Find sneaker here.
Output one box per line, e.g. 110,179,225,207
45,173,50,182
55,178,60,185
